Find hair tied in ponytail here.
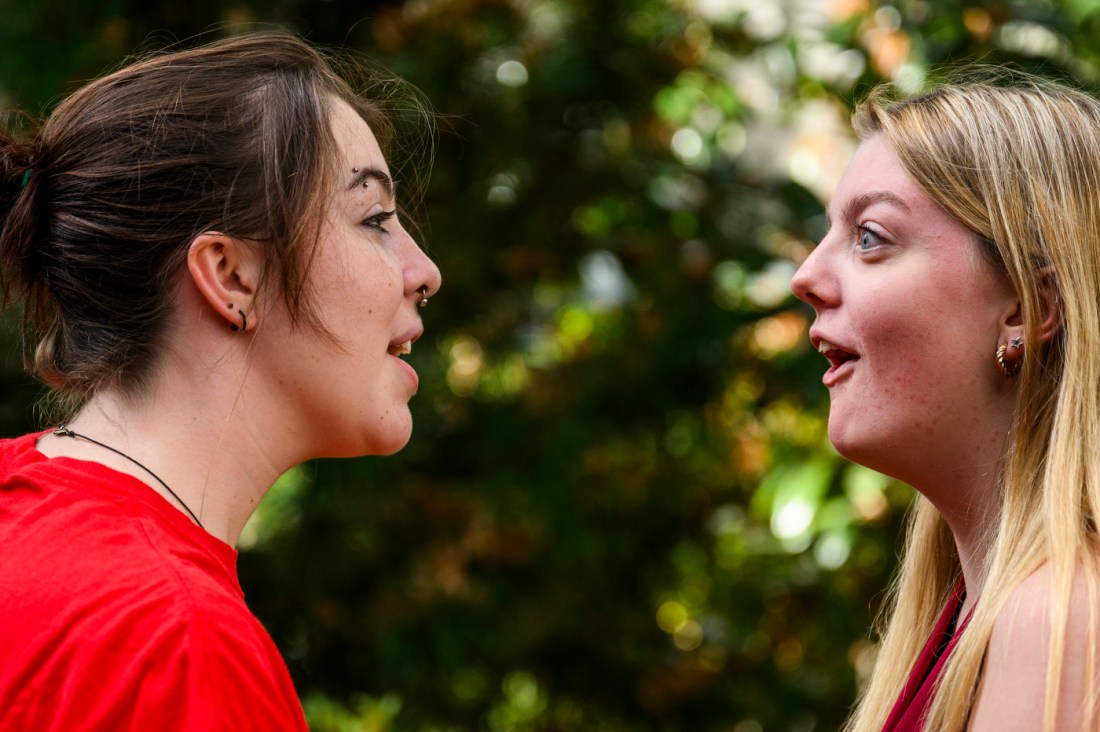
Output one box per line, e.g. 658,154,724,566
19,168,32,191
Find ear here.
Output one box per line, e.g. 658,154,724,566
1033,266,1062,345
998,266,1061,355
186,233,260,332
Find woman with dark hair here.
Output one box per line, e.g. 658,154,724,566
0,32,440,730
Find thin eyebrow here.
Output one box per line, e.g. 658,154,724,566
346,167,395,198
826,190,911,226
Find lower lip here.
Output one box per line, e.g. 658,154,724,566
822,358,858,387
390,354,419,391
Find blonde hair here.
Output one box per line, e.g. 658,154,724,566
845,70,1100,731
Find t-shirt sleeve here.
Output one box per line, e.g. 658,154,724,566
150,606,308,732
6,597,308,732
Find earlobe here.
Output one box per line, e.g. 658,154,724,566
997,300,1026,374
186,233,259,332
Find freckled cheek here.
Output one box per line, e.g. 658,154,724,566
852,314,939,413
350,263,404,318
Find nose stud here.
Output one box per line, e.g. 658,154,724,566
416,286,429,309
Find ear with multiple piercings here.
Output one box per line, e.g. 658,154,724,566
226,303,247,333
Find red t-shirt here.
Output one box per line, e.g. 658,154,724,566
0,431,308,731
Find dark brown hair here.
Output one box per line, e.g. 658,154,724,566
0,32,426,403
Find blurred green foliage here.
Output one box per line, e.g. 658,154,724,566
4,0,1100,729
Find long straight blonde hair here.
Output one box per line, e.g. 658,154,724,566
844,70,1100,731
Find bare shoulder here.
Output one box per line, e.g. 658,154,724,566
969,563,1100,730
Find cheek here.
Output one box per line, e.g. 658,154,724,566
854,280,993,404
335,249,404,318
363,266,404,318
850,289,957,403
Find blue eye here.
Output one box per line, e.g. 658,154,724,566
363,210,396,233
854,224,882,251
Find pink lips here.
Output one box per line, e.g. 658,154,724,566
388,326,424,392
811,334,860,386
391,354,419,391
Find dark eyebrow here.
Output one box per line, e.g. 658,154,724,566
346,167,395,198
827,191,911,226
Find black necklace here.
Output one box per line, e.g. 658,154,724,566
53,424,204,529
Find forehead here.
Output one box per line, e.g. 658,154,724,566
328,98,388,173
829,135,953,225
833,136,918,203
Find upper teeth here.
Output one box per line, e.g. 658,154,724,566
818,340,835,354
393,341,411,356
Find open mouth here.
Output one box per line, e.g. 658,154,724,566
817,339,860,370
388,340,412,357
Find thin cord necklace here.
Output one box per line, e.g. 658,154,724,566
53,424,204,529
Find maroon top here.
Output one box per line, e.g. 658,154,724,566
882,581,969,731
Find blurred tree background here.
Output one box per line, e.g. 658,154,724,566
4,0,1100,729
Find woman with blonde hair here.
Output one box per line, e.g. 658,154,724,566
792,70,1100,730
0,32,440,730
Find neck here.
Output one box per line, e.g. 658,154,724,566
941,493,997,620
54,422,206,528
909,444,1007,619
38,368,295,546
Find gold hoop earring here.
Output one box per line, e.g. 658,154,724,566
996,344,1021,377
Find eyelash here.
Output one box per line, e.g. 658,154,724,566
363,210,396,233
853,224,883,251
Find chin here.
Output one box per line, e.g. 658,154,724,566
828,423,877,469
365,423,415,457
372,436,412,457
325,422,413,459
827,420,856,458
829,430,910,485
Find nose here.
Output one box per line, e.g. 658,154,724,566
405,234,442,302
790,240,832,310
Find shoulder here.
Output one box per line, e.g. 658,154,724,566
149,598,308,731
0,430,50,482
0,516,306,731
968,562,1100,730
4,579,306,731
